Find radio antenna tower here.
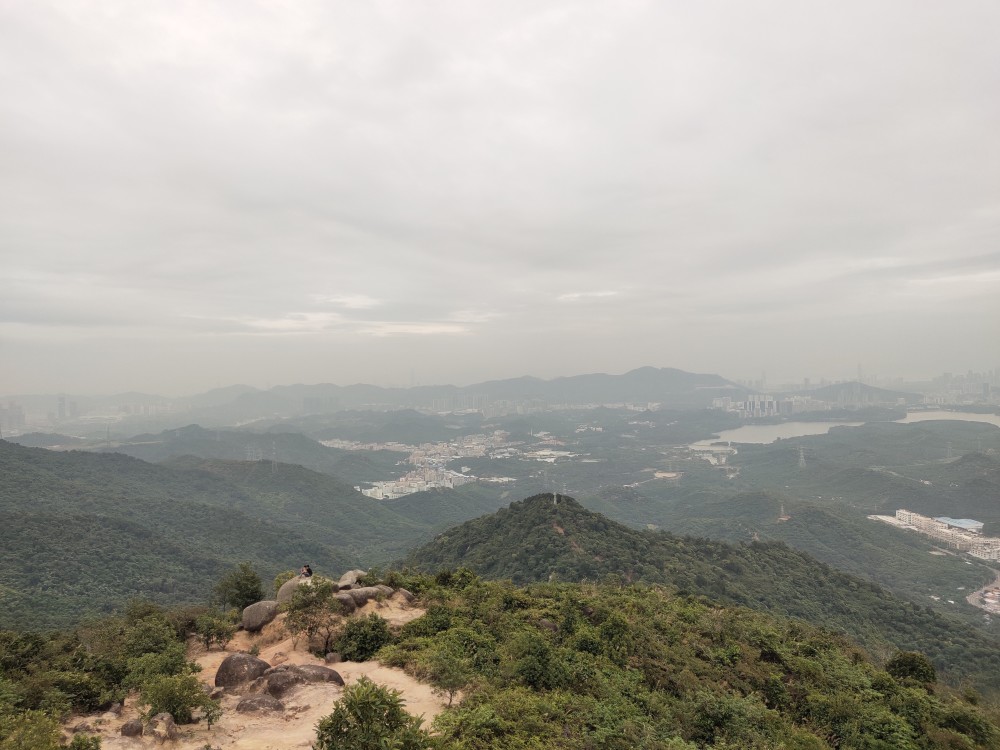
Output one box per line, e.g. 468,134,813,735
798,446,806,469
272,440,277,474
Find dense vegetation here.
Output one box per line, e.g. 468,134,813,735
404,494,1000,693
0,441,434,628
372,572,1000,749
0,598,226,749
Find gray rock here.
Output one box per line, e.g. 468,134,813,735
396,588,416,603
295,664,344,685
108,702,123,716
538,618,558,633
346,586,380,605
209,686,225,701
333,592,357,614
145,713,177,742
264,670,306,698
374,584,394,597
120,719,143,737
325,652,342,664
242,600,279,631
338,569,367,588
215,653,270,689
277,575,312,604
72,722,94,733
236,695,284,713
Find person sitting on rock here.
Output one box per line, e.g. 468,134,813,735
300,564,313,578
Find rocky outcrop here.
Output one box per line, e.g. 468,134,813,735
247,664,344,698
295,664,344,685
144,713,177,742
333,592,357,614
215,653,270,689
396,588,416,603
277,575,311,603
258,669,306,698
345,586,382,605
338,569,367,589
236,695,284,713
120,719,143,737
242,600,279,631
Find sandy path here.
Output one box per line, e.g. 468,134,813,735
70,594,443,750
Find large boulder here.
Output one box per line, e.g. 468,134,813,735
120,720,143,737
277,575,311,604
338,569,367,589
236,695,284,713
333,592,357,614
347,585,392,607
263,670,306,698
144,713,177,742
242,600,279,632
396,588,416,604
215,653,270,689
294,664,344,685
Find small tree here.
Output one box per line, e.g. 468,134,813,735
314,676,432,750
194,615,236,650
285,579,342,653
139,673,221,726
424,644,471,707
213,562,264,612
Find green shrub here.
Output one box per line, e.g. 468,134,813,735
336,614,392,662
0,710,61,750
886,651,937,685
67,735,101,750
314,676,432,750
139,673,220,726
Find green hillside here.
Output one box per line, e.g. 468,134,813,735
379,573,1000,749
104,424,407,485
404,493,1000,692
0,441,435,629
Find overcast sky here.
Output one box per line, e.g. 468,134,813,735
2,1,998,396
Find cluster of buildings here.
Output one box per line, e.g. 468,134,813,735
344,431,517,500
0,401,26,433
870,510,1000,561
711,394,831,418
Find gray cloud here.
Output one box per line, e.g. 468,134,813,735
1,0,998,394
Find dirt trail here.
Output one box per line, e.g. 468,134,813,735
69,594,442,750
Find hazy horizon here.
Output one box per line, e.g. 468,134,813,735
3,2,999,396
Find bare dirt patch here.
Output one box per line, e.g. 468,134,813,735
70,595,441,750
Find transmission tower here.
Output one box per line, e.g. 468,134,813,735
798,446,806,469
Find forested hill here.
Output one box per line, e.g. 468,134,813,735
0,441,434,629
404,493,1000,691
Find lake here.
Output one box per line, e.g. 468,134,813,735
692,410,1000,446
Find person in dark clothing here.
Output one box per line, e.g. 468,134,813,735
300,564,313,577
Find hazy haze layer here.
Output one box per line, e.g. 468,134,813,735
2,1,999,394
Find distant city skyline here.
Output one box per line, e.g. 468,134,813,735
2,2,998,396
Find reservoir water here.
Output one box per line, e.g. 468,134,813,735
692,410,1000,448
896,410,1000,428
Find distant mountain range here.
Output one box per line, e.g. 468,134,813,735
4,367,748,431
